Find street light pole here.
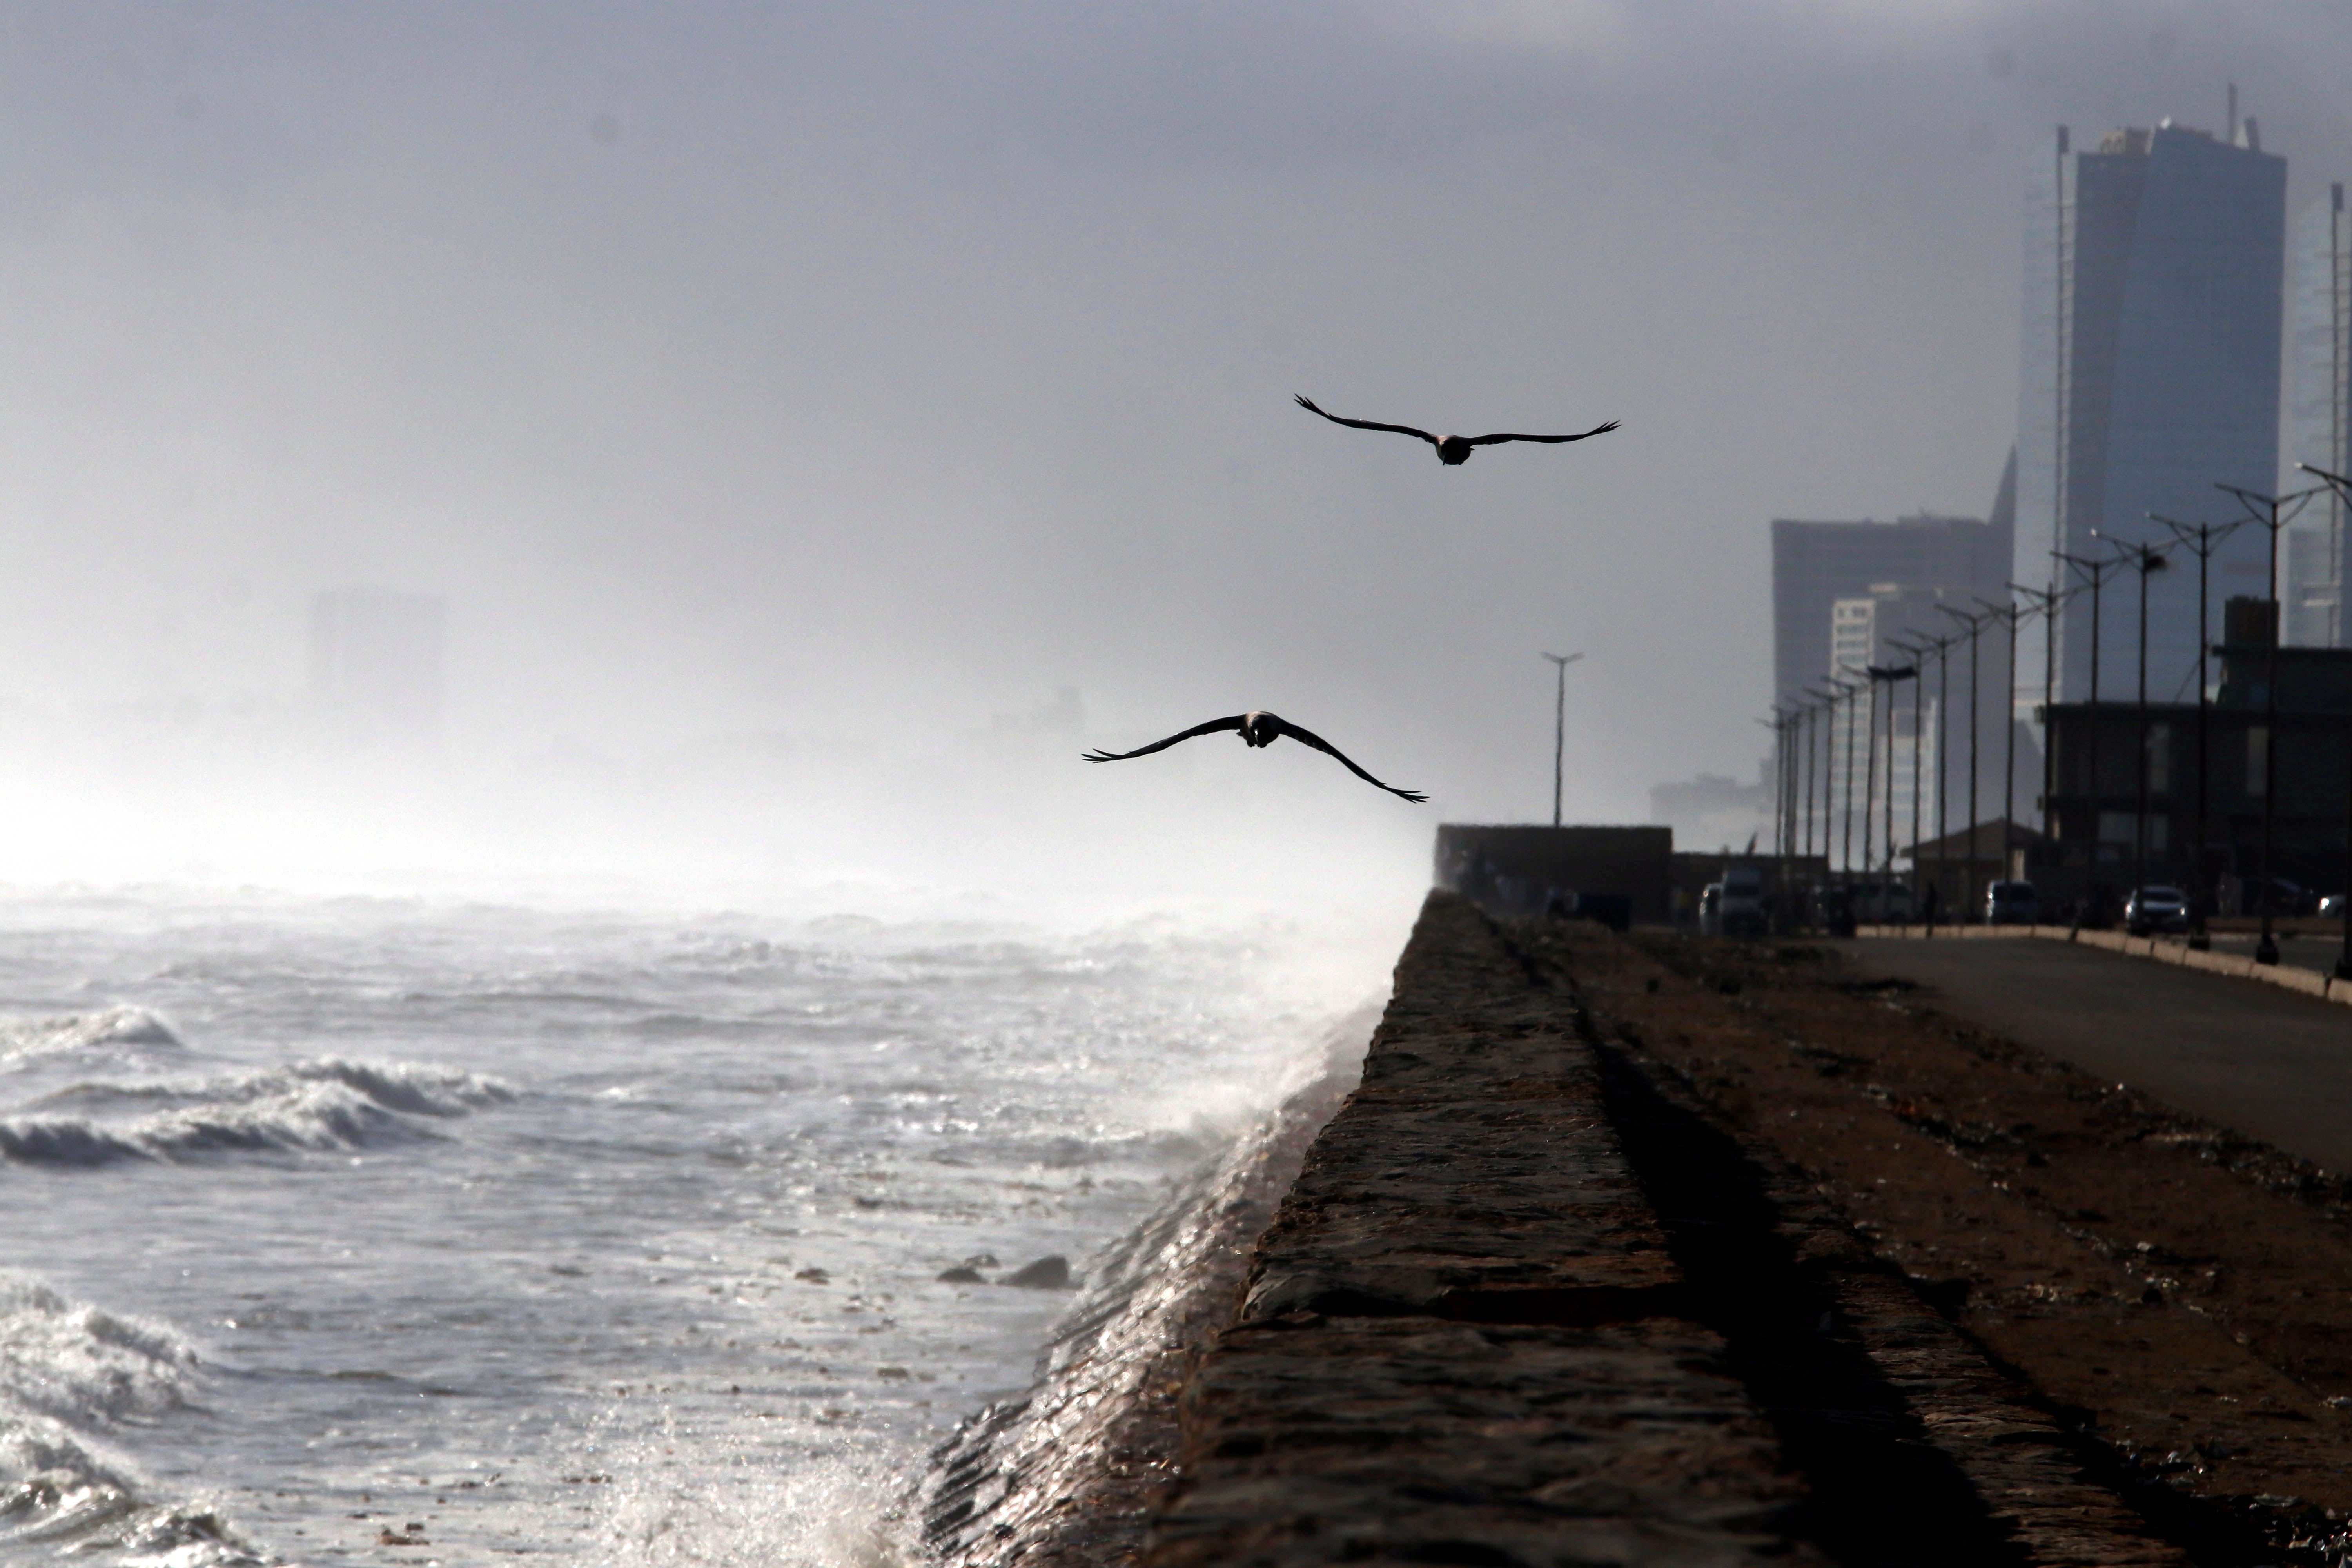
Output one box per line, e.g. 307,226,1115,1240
1866,664,1919,917
2055,551,2125,921
1539,652,1583,829
2154,512,2250,949
1800,694,1821,864
1804,686,1839,920
2095,534,2173,924
1977,595,2028,884
1936,604,1992,920
1893,637,1935,917
1833,676,1864,878
2218,484,2323,965
1909,630,1960,930
2294,463,2352,980
1845,664,1881,884
2009,581,2068,840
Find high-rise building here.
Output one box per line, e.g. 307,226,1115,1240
309,586,446,736
1772,498,2017,853
2017,113,2287,702
2286,182,2350,648
1769,507,2013,710
1824,583,1947,863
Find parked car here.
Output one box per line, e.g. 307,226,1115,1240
1811,884,1857,938
1984,880,2040,925
2241,877,2318,916
1719,866,1769,936
1849,881,1914,924
2125,885,2192,935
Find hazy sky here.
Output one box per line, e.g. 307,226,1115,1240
5,1,2350,897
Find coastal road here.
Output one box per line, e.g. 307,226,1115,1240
1843,936,2352,1172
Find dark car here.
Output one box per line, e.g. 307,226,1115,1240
1984,880,2039,926
2125,885,2191,935
2242,877,2318,917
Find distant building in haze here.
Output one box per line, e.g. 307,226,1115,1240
2017,111,2287,701
309,587,446,736
1770,472,2025,851
1770,505,2013,711
1648,768,1768,855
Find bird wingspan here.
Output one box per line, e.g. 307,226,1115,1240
1081,715,1248,763
1272,719,1428,803
1294,395,1439,446
1463,420,1621,447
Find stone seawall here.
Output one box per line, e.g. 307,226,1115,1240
927,893,2273,1566
1134,893,2188,1568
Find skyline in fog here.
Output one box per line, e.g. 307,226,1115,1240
6,1,2352,898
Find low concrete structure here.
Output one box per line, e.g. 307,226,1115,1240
1434,824,1672,926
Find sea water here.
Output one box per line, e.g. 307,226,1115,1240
0,886,1380,1566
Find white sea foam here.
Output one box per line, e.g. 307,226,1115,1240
0,1272,267,1566
0,1058,517,1167
0,1007,183,1064
0,1274,199,1427
0,889,1399,1565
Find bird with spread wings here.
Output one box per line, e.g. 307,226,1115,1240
1082,710,1426,802
1294,394,1618,466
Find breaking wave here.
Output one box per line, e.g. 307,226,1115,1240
0,1007,182,1064
0,1271,267,1565
0,1058,516,1167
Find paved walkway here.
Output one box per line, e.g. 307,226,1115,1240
1846,936,2352,1172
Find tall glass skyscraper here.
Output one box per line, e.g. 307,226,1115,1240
2016,118,2287,706
2286,183,2350,647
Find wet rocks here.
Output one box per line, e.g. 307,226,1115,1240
1002,1255,1073,1290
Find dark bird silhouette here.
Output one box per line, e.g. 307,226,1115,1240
1083,711,1426,802
1294,394,1618,466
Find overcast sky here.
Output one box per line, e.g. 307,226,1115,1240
4,1,2350,899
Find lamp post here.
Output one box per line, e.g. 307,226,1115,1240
1904,630,1960,929
2055,550,2125,921
2153,512,2250,949
1833,675,1863,878
1539,652,1583,829
1977,595,2029,887
1842,664,1882,884
1757,709,1794,862
1936,604,1993,920
2295,462,2352,980
1893,637,1936,919
1800,690,1827,866
2009,580,2069,844
2094,533,2173,923
2217,483,2322,965
1803,686,1839,921
1775,707,1795,860
1867,664,1919,918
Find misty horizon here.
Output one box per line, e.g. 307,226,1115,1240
7,2,2351,904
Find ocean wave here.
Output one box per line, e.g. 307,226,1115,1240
0,1007,182,1064
0,1058,516,1167
0,1275,268,1565
0,1274,198,1430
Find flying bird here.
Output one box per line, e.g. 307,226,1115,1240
1082,711,1426,802
1294,394,1619,466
